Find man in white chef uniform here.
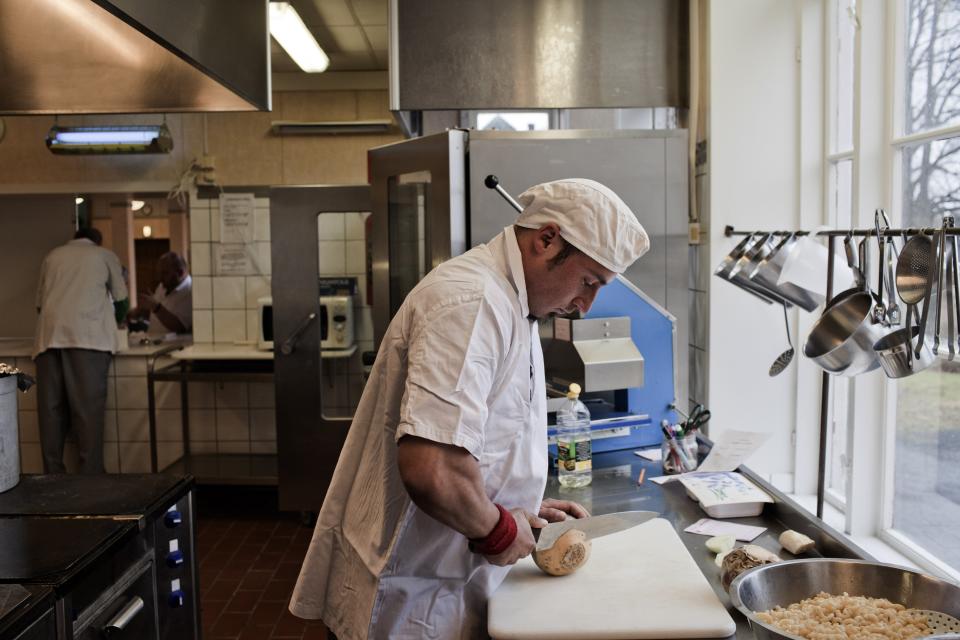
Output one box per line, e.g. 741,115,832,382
290,179,650,639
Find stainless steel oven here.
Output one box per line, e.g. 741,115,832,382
0,475,198,640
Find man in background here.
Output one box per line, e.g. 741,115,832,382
127,251,192,335
33,227,128,474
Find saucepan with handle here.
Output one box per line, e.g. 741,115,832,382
803,233,885,376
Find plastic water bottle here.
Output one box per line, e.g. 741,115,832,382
557,383,592,488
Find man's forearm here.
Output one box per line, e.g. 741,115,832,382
153,304,187,334
396,436,500,539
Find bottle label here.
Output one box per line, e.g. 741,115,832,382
557,439,592,472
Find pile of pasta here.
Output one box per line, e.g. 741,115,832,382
756,592,932,640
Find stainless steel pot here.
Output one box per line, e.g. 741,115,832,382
730,559,960,640
803,291,883,375
873,324,936,378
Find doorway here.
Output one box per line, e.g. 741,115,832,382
134,238,170,298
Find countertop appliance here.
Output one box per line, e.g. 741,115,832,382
369,129,687,454
0,474,198,640
258,295,356,351
543,276,678,453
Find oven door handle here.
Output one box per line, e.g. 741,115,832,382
280,312,317,355
103,596,144,635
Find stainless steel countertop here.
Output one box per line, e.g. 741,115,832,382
543,448,871,639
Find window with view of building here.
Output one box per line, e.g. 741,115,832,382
889,0,960,574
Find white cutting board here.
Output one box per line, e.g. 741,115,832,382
488,518,736,639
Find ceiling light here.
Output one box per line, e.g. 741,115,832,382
46,124,173,154
75,196,85,205
269,2,329,73
143,225,153,238
130,200,145,211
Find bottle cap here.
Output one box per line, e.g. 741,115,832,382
566,382,581,399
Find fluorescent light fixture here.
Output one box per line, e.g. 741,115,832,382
270,120,393,135
269,2,329,73
46,124,173,154
130,200,145,211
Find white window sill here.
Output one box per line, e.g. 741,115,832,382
787,493,920,570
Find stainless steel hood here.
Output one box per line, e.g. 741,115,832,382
389,0,688,111
0,0,271,114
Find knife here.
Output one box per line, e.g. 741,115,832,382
533,510,658,551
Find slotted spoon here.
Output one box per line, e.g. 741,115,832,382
769,302,794,377
896,232,935,365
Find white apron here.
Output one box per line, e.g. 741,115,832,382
290,227,548,639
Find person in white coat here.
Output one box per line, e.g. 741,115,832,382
289,178,650,639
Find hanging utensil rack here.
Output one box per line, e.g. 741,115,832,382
722,222,960,519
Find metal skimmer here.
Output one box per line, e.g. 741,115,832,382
769,302,794,377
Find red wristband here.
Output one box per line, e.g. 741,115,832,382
468,504,517,556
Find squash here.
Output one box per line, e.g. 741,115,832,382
532,529,592,576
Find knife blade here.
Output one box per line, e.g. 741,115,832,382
533,510,658,551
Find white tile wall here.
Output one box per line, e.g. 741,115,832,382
190,207,211,242
18,411,38,442
191,242,212,276
318,241,346,275
215,383,247,408
213,277,246,309
193,276,213,309
318,213,345,240
254,209,271,241
117,409,149,442
119,442,150,473
213,309,246,343
188,410,217,441
192,310,213,343
157,410,182,441
245,276,271,308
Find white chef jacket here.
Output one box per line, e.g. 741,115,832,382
290,226,548,640
33,239,128,358
148,275,193,335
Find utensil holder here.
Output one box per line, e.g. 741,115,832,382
662,433,698,474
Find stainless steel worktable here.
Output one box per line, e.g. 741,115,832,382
542,448,872,639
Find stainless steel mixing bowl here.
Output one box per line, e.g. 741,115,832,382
729,558,960,640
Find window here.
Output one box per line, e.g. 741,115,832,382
887,0,960,576
824,0,859,509
464,111,555,131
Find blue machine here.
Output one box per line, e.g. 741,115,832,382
545,276,678,455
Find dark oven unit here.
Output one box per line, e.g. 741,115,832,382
0,474,198,640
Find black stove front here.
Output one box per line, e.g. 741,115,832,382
0,475,198,640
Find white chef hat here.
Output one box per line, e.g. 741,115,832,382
515,178,650,273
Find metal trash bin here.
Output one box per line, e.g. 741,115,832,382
0,374,20,492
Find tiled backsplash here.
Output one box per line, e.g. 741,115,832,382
184,193,374,458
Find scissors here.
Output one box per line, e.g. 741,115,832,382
684,404,711,433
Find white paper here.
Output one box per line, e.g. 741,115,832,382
684,518,766,542
215,244,255,275
219,193,255,243
697,429,771,473
651,474,681,485
634,448,662,462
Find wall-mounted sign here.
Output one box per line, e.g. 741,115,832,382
215,244,255,275
219,193,255,243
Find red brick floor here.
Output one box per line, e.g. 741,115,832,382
197,487,329,640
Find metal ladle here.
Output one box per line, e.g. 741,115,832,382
769,302,794,376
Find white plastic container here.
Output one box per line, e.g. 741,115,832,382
0,375,20,493
556,383,592,488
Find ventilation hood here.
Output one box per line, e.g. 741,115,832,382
0,0,270,114
389,0,688,112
